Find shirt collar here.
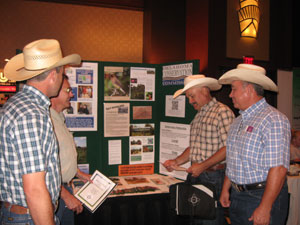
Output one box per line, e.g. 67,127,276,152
200,97,217,112
239,97,266,119
23,84,51,108
50,108,65,123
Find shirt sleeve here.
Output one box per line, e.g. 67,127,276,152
262,113,291,169
218,107,235,147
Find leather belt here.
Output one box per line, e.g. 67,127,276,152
231,181,266,192
205,163,225,172
3,201,58,214
3,202,29,215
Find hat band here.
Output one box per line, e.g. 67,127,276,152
24,50,62,70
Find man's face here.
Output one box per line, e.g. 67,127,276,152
229,80,250,110
51,67,64,97
293,132,300,148
54,78,74,111
185,87,207,111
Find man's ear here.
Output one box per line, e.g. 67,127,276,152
47,69,58,84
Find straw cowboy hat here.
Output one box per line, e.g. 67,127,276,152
173,75,221,99
4,39,81,81
218,63,278,92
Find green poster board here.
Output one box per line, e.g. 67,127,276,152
73,60,199,176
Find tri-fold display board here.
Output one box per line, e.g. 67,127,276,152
67,59,199,177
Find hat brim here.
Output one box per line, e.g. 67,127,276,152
218,68,278,92
173,77,221,99
4,53,81,81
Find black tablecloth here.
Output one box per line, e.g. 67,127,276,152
75,193,189,225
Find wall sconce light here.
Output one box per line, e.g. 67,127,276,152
237,0,260,38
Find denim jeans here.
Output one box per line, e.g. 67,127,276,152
186,169,225,225
0,203,59,225
55,184,75,225
229,181,289,225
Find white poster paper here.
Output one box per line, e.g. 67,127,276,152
162,63,193,86
159,122,190,180
108,140,122,165
130,67,155,101
104,103,130,137
165,95,186,118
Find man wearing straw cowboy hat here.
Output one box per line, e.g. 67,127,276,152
219,64,290,225
0,39,81,225
163,75,235,225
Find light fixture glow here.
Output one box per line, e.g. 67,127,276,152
237,0,260,38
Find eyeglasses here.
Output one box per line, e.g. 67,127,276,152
66,87,73,93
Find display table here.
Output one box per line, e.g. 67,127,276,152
286,174,300,225
75,174,187,225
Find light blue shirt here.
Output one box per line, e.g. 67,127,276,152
226,98,290,184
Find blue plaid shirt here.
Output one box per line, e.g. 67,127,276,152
226,98,290,184
0,85,61,207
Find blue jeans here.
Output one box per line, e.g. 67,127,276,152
55,184,75,225
186,169,225,225
0,203,59,225
229,181,289,225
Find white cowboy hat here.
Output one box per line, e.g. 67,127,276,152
4,39,81,81
173,74,221,99
218,63,278,92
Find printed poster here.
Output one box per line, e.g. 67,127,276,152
65,62,98,131
129,124,155,164
159,122,190,180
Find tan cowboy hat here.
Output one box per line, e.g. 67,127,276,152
173,74,221,99
218,63,278,92
4,39,81,81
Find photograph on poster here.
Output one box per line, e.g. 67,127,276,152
74,136,88,164
132,106,152,120
104,66,130,101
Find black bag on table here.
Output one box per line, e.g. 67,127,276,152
169,182,217,220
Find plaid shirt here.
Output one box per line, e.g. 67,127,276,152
0,85,61,207
190,98,235,163
226,98,290,184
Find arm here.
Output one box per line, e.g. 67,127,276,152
23,171,55,225
219,175,232,207
249,165,287,225
60,185,83,214
162,147,190,172
76,168,92,183
186,146,226,177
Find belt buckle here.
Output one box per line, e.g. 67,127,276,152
232,182,243,192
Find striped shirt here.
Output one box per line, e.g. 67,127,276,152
190,98,235,163
226,98,290,184
0,85,61,207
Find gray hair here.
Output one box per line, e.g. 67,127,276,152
242,81,264,96
28,66,62,82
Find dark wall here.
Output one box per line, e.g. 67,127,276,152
143,0,186,64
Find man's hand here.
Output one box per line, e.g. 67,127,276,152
63,190,83,214
76,169,92,183
186,163,206,177
162,159,177,172
219,176,231,208
248,205,271,225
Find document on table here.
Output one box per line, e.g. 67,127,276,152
75,170,116,213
